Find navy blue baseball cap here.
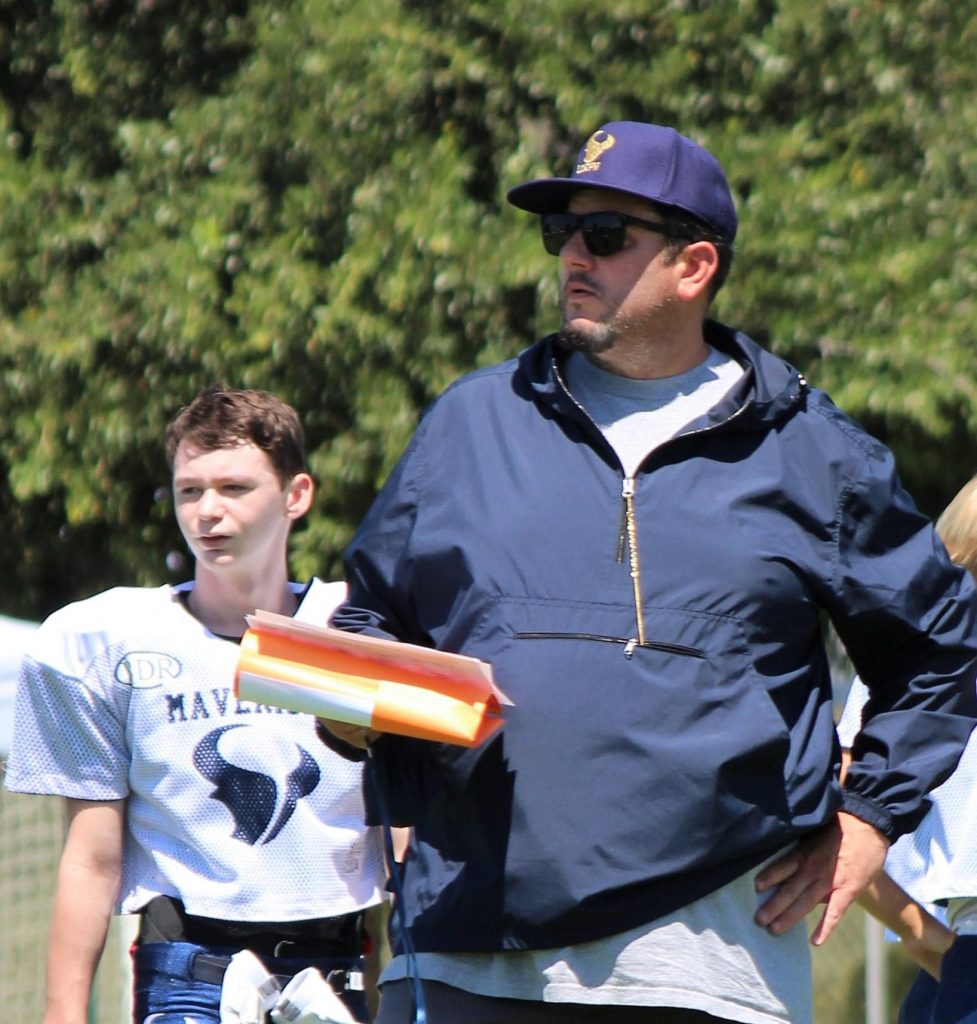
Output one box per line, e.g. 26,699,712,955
506,121,737,241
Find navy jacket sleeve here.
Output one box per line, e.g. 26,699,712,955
820,421,977,838
331,420,443,826
332,420,426,647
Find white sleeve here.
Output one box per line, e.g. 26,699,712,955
836,675,870,750
297,578,348,624
4,618,130,800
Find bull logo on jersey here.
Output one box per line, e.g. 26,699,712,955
193,724,320,845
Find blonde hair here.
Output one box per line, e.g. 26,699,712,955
936,475,977,580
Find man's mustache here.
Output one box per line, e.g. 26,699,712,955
561,272,602,298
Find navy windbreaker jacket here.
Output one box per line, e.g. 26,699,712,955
333,323,977,952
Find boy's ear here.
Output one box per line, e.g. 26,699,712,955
285,472,315,519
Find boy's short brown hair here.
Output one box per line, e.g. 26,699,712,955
166,384,306,487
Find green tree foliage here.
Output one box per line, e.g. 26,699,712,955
1,0,976,618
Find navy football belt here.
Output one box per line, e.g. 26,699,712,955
139,894,363,958
189,950,363,994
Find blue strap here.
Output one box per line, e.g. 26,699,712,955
369,746,427,1024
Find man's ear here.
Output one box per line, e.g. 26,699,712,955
675,240,719,302
285,472,315,519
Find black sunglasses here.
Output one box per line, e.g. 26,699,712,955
539,211,689,257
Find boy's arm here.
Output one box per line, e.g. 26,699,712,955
362,901,391,1020
841,746,956,979
44,798,124,1024
858,870,956,980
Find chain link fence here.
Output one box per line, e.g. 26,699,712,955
0,787,133,1023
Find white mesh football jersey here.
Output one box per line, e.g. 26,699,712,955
5,579,384,922
839,675,977,906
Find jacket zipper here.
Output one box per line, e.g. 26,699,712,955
550,359,653,654
514,631,705,660
550,356,788,658
620,476,646,647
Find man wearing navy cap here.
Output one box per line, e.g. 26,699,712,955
322,122,977,1022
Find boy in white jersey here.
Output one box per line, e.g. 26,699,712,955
4,385,385,1024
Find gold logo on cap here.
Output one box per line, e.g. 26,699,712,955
576,130,616,174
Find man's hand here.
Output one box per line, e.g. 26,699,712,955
316,718,380,750
753,811,889,945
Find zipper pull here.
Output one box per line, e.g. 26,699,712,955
624,638,638,659
616,478,635,562
616,477,634,562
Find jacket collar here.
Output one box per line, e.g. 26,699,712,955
520,320,807,433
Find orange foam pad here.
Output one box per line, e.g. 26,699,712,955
237,629,503,746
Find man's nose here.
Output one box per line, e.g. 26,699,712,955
559,226,594,266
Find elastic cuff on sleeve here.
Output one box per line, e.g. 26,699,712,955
841,790,898,841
